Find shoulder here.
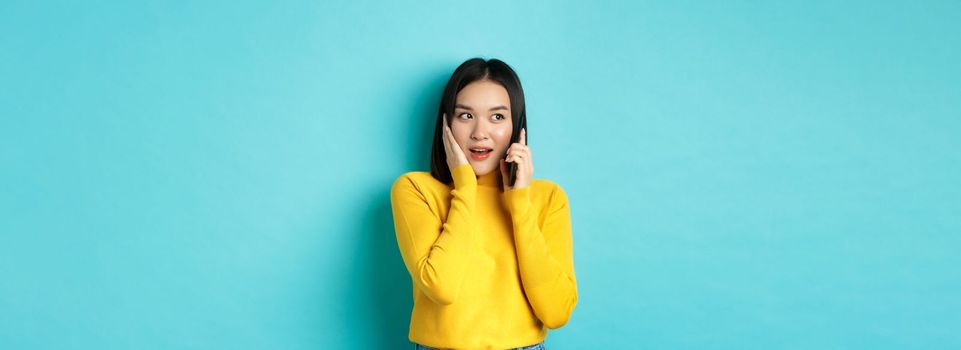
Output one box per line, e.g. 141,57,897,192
392,171,447,196
393,170,426,186
530,178,570,206
531,178,566,194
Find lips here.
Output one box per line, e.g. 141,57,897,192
468,147,493,160
469,147,493,154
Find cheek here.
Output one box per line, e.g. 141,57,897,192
492,128,512,150
451,125,471,147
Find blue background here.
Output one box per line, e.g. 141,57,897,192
2,1,959,349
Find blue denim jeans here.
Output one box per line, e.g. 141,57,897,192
414,341,545,350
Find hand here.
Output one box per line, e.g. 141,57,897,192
500,128,532,191
442,114,470,171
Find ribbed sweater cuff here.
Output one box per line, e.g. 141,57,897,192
451,164,477,189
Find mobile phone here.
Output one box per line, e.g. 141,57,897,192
507,160,518,187
505,125,524,188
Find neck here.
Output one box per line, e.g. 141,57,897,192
476,169,501,188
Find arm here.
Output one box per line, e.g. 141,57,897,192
390,164,477,305
503,184,578,329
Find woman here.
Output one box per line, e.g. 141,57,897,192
390,58,577,350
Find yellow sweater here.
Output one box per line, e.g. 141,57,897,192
390,163,578,350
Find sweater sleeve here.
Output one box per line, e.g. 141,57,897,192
390,164,477,305
502,183,578,329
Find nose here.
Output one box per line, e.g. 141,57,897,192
470,121,491,140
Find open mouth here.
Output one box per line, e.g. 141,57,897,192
469,147,493,159
469,147,493,155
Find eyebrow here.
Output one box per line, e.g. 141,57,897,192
454,104,510,112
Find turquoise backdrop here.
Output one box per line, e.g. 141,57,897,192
2,1,959,349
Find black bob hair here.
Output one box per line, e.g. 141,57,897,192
429,58,527,185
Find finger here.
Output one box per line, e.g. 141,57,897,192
448,132,460,150
444,118,459,157
444,115,457,145
521,128,526,146
507,146,530,159
509,150,532,174
508,147,526,160
509,143,529,152
514,154,529,178
444,114,454,140
442,114,449,139
515,146,530,157
444,114,456,141
524,154,533,175
442,118,451,150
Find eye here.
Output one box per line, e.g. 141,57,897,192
491,113,505,121
458,112,472,120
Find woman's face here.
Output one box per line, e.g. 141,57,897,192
451,80,513,176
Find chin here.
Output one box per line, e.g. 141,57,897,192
469,162,496,176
